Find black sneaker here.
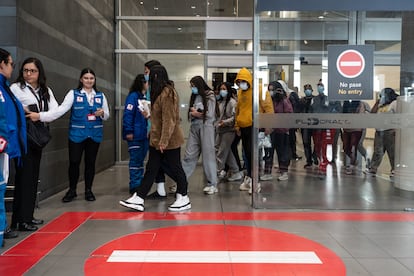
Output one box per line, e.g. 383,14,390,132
3,227,18,239
85,190,96,201
62,189,77,203
147,191,167,200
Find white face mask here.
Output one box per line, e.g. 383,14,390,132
239,82,248,91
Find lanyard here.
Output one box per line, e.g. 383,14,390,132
28,86,43,111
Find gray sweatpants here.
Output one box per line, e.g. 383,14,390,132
182,122,217,186
216,131,239,173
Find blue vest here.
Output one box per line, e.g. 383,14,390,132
69,89,104,143
0,75,27,160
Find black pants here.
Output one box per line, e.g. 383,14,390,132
133,146,188,198
231,134,242,171
301,128,313,165
240,126,252,177
12,146,42,225
68,138,100,191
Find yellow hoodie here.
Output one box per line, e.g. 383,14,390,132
234,68,274,129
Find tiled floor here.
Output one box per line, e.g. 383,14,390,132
1,155,414,275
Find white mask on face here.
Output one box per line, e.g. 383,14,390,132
239,82,248,91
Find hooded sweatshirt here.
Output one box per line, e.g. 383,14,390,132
234,68,273,129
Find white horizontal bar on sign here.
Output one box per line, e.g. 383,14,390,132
340,61,362,66
107,250,322,264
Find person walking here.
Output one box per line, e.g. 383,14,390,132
119,65,190,212
122,74,149,194
10,57,59,231
215,82,243,182
181,76,219,195
262,81,293,181
365,88,398,177
235,68,273,193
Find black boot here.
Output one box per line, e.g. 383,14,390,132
62,189,77,203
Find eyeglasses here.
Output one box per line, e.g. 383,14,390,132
23,68,39,74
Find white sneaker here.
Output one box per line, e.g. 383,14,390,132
218,170,227,179
204,186,218,195
345,165,354,175
239,176,252,191
168,193,191,211
228,171,243,182
119,192,144,211
260,174,273,181
277,172,289,181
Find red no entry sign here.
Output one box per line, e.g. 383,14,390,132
336,49,365,78
84,224,345,276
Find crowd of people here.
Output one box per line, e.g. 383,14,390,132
0,49,399,247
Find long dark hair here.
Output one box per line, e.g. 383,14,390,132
15,57,50,101
0,48,11,65
77,67,97,91
129,74,147,95
189,76,215,122
218,82,233,115
145,60,161,70
149,65,173,103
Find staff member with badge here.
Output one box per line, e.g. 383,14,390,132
27,68,110,202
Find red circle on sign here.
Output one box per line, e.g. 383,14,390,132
84,224,345,276
336,49,365,78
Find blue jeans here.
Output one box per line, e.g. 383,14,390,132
128,139,149,193
0,184,6,245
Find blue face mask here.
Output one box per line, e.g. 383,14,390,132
304,89,312,96
191,87,198,95
144,74,149,81
317,86,324,94
220,90,228,98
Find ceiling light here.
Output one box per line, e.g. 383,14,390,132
154,6,158,10
318,15,324,19
139,1,144,5
177,27,182,31
197,46,201,49
191,6,196,9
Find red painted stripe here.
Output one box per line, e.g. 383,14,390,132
90,211,414,221
0,212,92,275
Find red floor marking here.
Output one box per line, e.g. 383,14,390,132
84,225,346,276
0,212,92,275
90,211,414,221
1,211,414,275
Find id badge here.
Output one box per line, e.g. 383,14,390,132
87,114,96,121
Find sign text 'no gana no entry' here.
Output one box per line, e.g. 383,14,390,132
328,45,374,101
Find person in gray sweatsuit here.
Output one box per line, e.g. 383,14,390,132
182,76,219,195
215,82,243,182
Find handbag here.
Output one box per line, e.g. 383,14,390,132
26,87,51,150
26,120,51,150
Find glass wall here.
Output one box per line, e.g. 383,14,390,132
115,0,253,161
253,5,414,209
115,0,414,210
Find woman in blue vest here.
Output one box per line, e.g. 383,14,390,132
27,68,110,202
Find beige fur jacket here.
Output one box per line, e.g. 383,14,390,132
149,84,184,150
